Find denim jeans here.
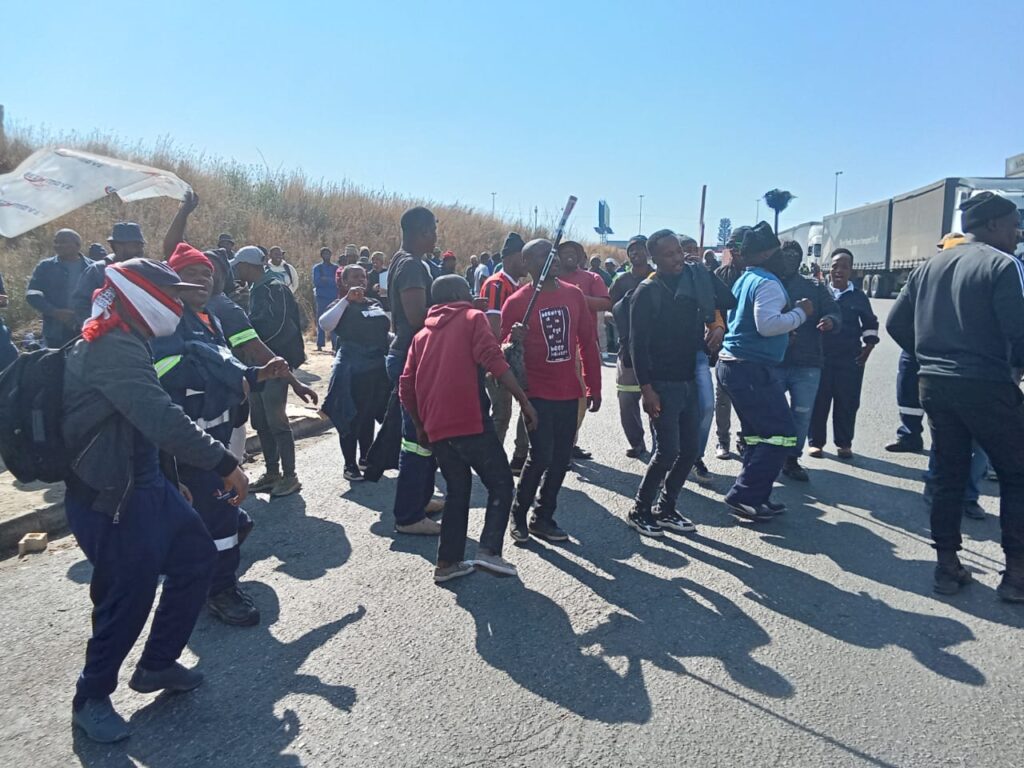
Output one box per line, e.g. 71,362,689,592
778,365,823,456
925,442,988,503
433,430,514,563
636,380,699,510
718,360,796,506
714,371,733,449
695,351,715,458
920,375,1024,556
386,351,437,526
512,398,578,526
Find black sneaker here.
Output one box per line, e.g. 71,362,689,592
72,697,130,743
344,465,363,482
625,446,647,459
128,662,204,694
528,518,569,542
782,457,809,482
655,509,697,534
691,460,711,482
572,446,592,460
962,501,986,520
726,500,775,522
765,500,787,515
627,508,663,538
509,521,531,544
207,585,260,626
885,439,923,453
510,455,526,477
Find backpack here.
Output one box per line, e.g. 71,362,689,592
612,278,663,354
251,280,307,368
0,338,78,483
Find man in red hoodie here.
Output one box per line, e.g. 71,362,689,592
500,239,602,544
400,275,538,583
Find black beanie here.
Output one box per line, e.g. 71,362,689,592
960,192,1017,231
502,232,525,256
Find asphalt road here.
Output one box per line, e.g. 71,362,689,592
2,299,1023,767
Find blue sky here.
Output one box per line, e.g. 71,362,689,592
5,0,1021,243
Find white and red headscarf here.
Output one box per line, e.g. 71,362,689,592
82,258,191,341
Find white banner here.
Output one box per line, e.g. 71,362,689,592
0,148,191,238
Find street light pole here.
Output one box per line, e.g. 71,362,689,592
834,171,843,214
638,194,645,234
491,192,496,216
755,198,760,221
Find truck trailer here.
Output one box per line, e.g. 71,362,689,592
777,221,823,265
820,177,1024,298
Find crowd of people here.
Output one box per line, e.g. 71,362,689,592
7,188,1024,743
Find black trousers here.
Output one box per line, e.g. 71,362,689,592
920,375,1024,556
809,358,863,449
512,398,578,526
432,430,514,563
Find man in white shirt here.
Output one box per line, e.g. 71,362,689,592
266,246,299,293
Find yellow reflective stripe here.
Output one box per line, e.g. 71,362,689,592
745,435,798,448
154,355,183,378
400,438,433,457
228,328,259,347
616,384,641,393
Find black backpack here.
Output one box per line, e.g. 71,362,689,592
0,338,77,483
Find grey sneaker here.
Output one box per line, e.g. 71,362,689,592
434,561,475,583
474,551,518,577
270,474,301,497
72,697,130,743
396,517,442,535
128,662,204,694
250,471,282,493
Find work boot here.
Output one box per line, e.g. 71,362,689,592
782,457,809,481
72,697,130,743
933,550,972,595
129,662,204,694
997,556,1024,603
207,585,260,626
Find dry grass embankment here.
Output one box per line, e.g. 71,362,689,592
1,124,613,333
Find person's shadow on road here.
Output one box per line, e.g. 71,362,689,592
71,584,366,768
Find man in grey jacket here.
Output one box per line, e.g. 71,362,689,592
63,258,248,743
887,191,1024,601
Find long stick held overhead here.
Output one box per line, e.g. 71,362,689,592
523,195,577,319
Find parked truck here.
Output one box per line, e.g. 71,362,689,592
777,221,823,265
820,177,1024,298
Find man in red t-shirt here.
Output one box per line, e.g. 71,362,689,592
500,239,602,543
556,241,612,463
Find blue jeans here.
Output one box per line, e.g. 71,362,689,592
718,360,796,506
778,366,822,456
315,295,335,350
636,380,700,510
386,351,437,526
695,351,715,459
65,478,215,707
925,442,988,503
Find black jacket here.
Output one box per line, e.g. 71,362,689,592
887,241,1024,383
824,286,879,363
781,275,842,368
249,272,306,368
